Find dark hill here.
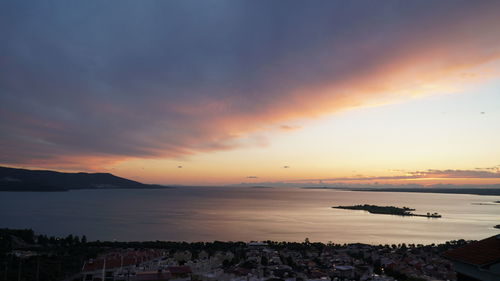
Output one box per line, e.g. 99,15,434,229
0,166,164,191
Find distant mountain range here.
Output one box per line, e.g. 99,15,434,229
0,166,166,191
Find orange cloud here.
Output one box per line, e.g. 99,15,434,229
291,168,500,185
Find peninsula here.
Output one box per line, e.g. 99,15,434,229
0,166,167,192
333,204,442,218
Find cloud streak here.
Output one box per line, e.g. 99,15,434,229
293,169,500,183
1,1,500,168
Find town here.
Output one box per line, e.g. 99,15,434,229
78,241,457,281
4,229,498,281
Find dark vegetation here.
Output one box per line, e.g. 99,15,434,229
0,229,99,281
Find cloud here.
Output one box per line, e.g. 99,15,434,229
422,169,500,179
1,1,500,168
293,168,500,182
279,125,302,131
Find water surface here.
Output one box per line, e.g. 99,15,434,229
1,187,498,244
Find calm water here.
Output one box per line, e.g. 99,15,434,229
1,187,499,244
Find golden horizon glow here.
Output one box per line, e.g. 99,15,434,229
8,67,500,186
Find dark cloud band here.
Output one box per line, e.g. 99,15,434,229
1,1,500,167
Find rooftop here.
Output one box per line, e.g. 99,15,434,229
443,235,500,266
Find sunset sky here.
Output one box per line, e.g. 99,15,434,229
1,1,500,185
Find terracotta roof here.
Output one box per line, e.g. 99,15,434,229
443,235,500,266
232,267,251,276
166,265,192,274
83,257,137,271
82,250,163,272
135,271,172,281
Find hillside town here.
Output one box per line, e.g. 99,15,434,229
79,240,463,281
3,229,499,281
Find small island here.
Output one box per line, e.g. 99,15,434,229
333,204,442,218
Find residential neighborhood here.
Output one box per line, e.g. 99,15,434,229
79,239,468,281
3,228,498,281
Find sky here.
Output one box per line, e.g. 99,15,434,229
1,0,500,186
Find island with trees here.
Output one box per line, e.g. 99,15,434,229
333,204,442,218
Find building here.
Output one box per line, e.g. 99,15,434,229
443,234,500,281
166,266,192,279
134,270,172,281
81,249,164,281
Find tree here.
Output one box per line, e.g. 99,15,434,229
65,235,74,245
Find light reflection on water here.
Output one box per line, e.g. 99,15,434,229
0,187,498,244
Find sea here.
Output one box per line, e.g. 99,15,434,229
0,186,498,244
